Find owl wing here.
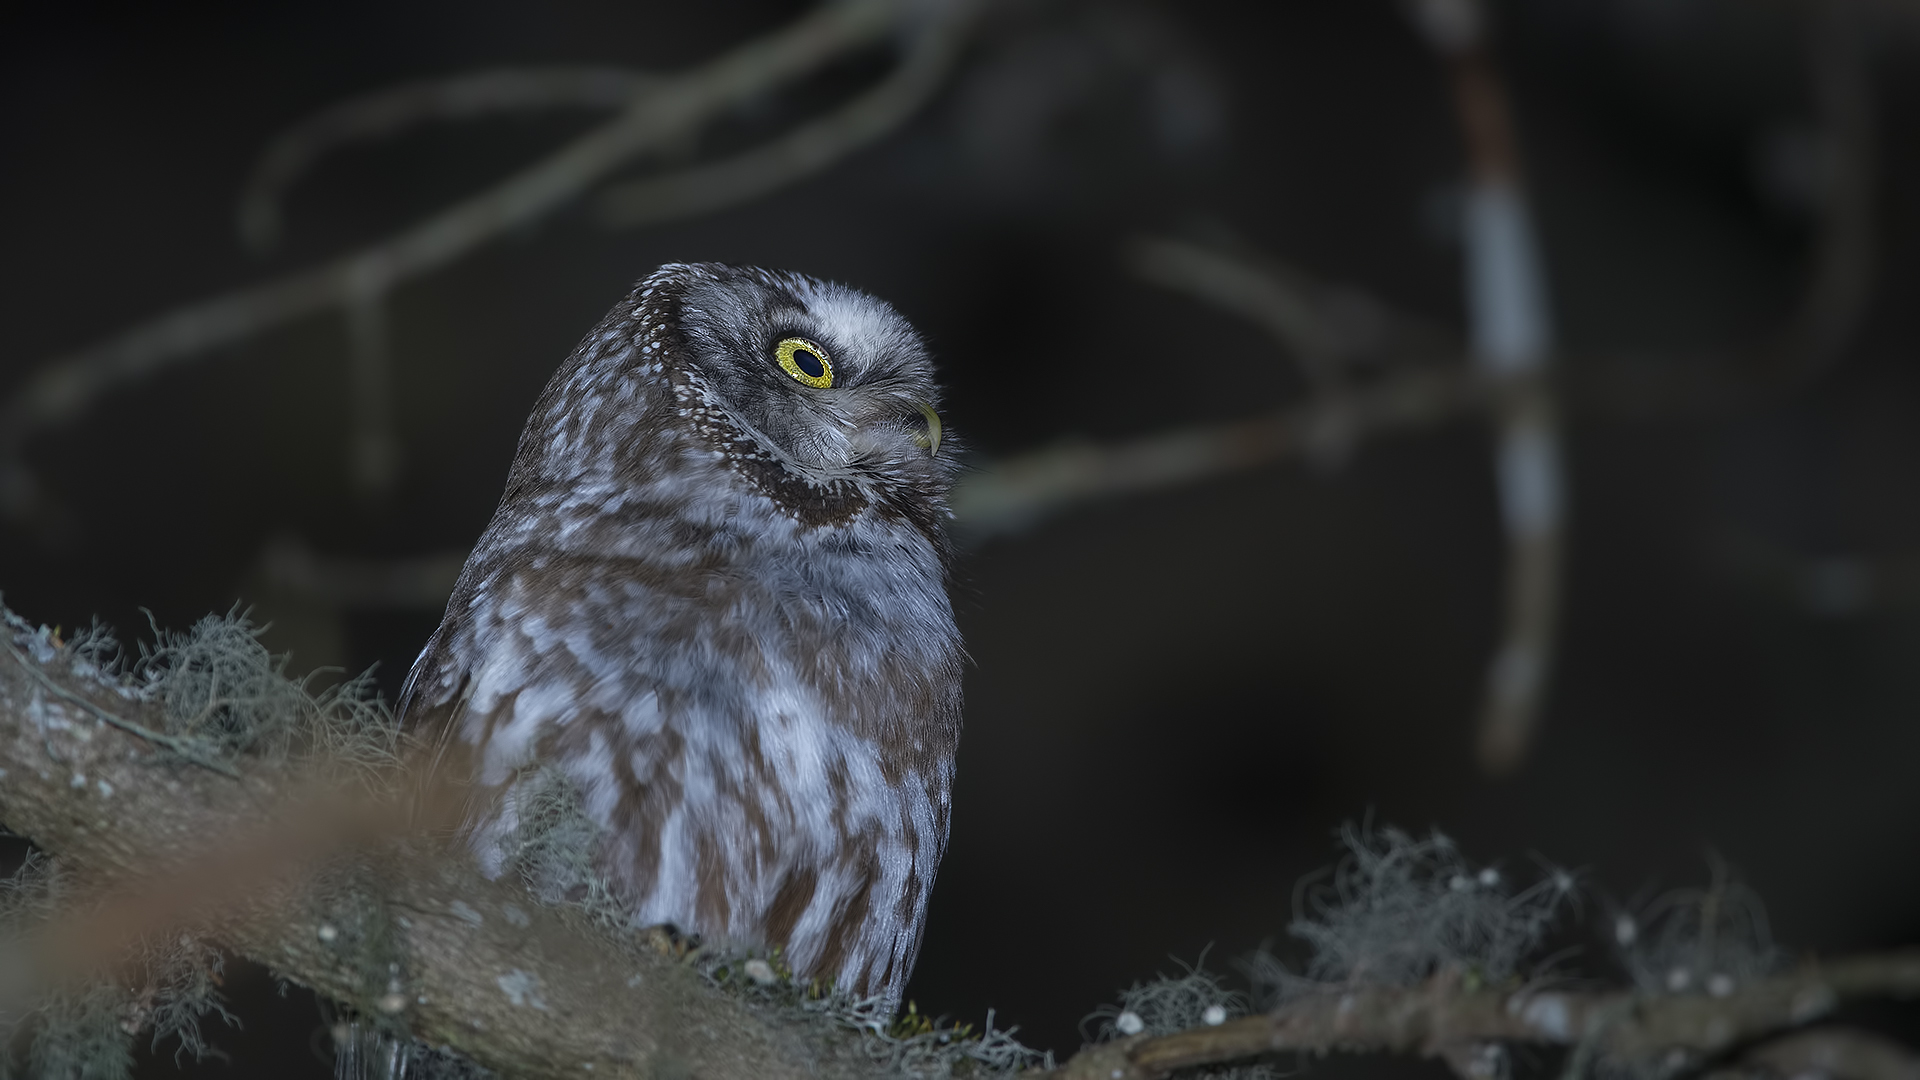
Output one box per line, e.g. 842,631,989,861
395,601,483,831
394,550,696,878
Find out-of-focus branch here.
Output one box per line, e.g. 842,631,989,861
1771,0,1877,388
0,618,894,1079
1033,959,1920,1080
257,534,466,611
1126,240,1354,391
238,66,659,254
242,65,665,496
0,0,918,521
344,265,399,496
952,365,1481,540
1711,530,1920,618
1737,1027,1920,1080
1411,0,1566,777
1123,236,1463,468
595,0,977,229
234,181,1875,602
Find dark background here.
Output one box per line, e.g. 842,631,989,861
3,0,1919,1073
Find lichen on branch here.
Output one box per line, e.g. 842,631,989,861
0,605,1036,1079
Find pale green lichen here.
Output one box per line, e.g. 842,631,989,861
0,853,236,1080
2,606,392,1079
1083,956,1267,1080
1611,855,1779,998
13,981,133,1080
1244,822,1578,1001
494,763,628,928
1081,826,1581,1078
140,935,239,1066
131,608,401,787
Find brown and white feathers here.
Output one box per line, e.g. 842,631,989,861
397,263,962,1008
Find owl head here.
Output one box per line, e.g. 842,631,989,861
668,262,945,475
524,263,954,541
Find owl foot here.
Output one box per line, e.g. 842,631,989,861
640,923,702,962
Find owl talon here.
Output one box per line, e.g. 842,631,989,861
640,923,701,960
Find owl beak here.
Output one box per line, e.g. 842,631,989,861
911,401,942,458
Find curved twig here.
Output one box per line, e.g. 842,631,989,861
238,66,659,253
952,364,1482,540
595,0,978,229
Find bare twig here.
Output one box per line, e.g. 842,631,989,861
1034,958,1920,1080
1123,237,1464,468
1738,1027,1920,1080
1771,0,1877,388
964,233,1477,540
1124,239,1351,394
595,0,979,229
953,364,1481,540
238,66,659,253
0,0,915,521
1410,0,1567,776
257,535,466,610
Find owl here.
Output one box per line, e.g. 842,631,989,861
396,262,962,1009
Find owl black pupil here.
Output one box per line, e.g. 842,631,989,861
793,348,825,379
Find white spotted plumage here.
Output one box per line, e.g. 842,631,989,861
400,263,962,1009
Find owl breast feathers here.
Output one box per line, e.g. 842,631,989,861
398,263,963,1009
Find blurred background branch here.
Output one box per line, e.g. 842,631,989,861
0,0,954,516
1039,953,1920,1080
237,66,662,255
593,0,980,229
1409,0,1567,776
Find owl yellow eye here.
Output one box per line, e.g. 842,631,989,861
774,337,833,388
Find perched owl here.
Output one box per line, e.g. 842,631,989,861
397,262,962,1009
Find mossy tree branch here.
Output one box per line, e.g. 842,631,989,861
1034,956,1920,1080
0,631,890,1079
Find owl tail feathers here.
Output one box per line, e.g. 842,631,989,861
332,1020,410,1080
327,1016,485,1080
